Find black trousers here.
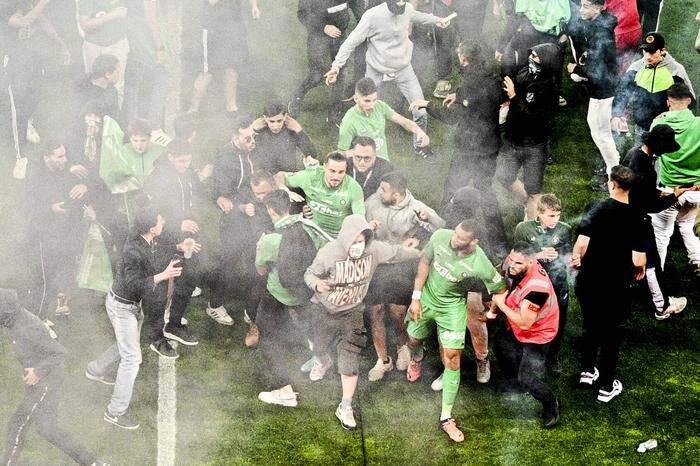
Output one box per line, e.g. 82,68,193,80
442,150,498,203
494,327,556,410
575,278,630,389
2,376,96,465
637,0,663,35
547,274,569,363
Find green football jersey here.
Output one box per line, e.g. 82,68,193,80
337,100,396,160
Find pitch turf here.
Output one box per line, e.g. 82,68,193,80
0,1,698,464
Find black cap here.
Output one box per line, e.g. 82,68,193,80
643,124,680,155
639,32,665,52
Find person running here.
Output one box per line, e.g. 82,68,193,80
405,221,506,442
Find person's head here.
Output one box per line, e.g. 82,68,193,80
640,32,666,67
385,0,406,15
378,171,407,206
42,142,67,171
263,102,287,134
666,83,693,111
250,170,274,200
451,220,479,254
456,40,483,67
642,124,680,156
90,53,120,85
537,194,562,229
579,0,605,21
173,113,197,143
608,165,636,195
349,136,377,172
127,119,152,154
507,242,537,278
133,205,165,238
166,139,193,174
263,189,291,221
232,115,256,151
354,78,378,115
324,152,348,188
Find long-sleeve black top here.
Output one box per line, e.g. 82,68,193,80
209,144,256,203
298,0,351,32
622,147,677,214
569,11,619,99
252,126,318,174
111,233,172,303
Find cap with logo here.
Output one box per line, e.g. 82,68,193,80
640,32,665,53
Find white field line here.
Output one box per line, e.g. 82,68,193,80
157,354,177,466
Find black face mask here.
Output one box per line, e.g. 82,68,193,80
386,1,406,15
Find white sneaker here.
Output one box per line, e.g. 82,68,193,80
431,373,443,391
476,358,491,384
656,296,687,320
191,287,202,297
597,379,623,402
206,304,233,326
368,358,394,381
579,367,599,385
396,345,411,371
335,404,357,429
300,356,317,373
309,357,333,381
258,388,298,407
243,309,252,325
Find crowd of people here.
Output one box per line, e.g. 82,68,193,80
1,0,699,463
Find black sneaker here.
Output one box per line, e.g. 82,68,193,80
85,368,116,386
287,96,302,118
542,397,560,428
149,339,179,359
415,146,438,164
103,410,140,430
163,323,199,346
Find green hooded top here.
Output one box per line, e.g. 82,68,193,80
651,109,700,186
515,0,571,36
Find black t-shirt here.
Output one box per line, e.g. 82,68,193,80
1,1,38,55
252,127,317,175
346,157,394,199
202,0,243,30
577,198,645,285
622,147,677,215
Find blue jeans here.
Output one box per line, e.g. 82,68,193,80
88,292,143,416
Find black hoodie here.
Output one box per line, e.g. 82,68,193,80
298,0,350,33
0,289,66,381
569,10,619,99
505,42,560,146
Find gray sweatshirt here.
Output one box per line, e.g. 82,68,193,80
305,214,420,313
365,189,444,244
331,3,441,75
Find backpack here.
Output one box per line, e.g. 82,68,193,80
277,222,317,302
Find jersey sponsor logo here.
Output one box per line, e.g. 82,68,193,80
526,92,535,103
309,200,345,217
327,255,373,306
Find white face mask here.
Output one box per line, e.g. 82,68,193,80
349,242,365,259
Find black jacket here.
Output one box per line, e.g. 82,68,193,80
347,157,394,199
427,63,502,155
252,126,317,174
298,0,350,32
0,289,66,381
570,11,618,99
210,144,256,203
111,234,170,303
505,43,560,146
622,147,677,214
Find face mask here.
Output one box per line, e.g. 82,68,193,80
386,1,406,15
528,57,541,76
349,242,365,259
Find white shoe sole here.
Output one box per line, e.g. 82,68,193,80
258,393,298,407
335,410,356,430
85,370,115,386
163,331,199,346
597,390,622,402
103,414,140,430
149,343,179,360
206,311,233,326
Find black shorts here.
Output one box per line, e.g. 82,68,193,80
495,142,546,195
201,25,248,72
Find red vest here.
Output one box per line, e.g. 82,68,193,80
504,259,560,344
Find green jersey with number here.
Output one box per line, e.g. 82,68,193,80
422,229,505,310
285,167,365,238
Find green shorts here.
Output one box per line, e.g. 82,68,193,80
406,301,467,350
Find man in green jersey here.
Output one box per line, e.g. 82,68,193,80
279,152,365,238
255,190,330,408
406,221,506,442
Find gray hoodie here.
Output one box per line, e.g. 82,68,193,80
365,189,444,244
331,3,441,75
305,214,420,313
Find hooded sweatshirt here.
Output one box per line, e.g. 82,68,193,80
331,2,441,74
570,10,619,99
612,53,696,130
651,109,700,186
305,214,420,313
505,42,560,146
0,289,66,381
365,189,444,244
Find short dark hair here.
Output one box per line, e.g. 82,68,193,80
512,241,537,257
350,136,376,150
263,101,287,117
667,83,693,101
380,171,407,196
40,140,64,156
127,118,152,137
250,170,273,187
538,193,562,213
263,189,291,216
609,165,635,191
90,54,119,79
456,219,478,236
355,77,377,96
132,204,161,235
456,40,484,67
326,151,348,167
173,113,196,140
166,139,193,157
